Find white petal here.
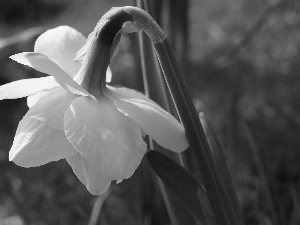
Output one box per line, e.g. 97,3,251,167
66,153,87,186
26,88,76,130
107,87,188,152
64,97,147,180
66,153,112,195
82,158,111,195
0,76,58,100
34,26,86,77
10,52,96,100
27,90,48,108
9,116,76,168
73,30,94,63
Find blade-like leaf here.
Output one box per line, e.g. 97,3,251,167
146,150,210,224
200,114,244,225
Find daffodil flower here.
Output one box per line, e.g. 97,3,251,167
0,26,188,195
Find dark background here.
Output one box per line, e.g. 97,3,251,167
0,0,300,224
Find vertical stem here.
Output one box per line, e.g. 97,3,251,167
201,114,244,225
137,0,172,112
136,1,198,224
242,122,278,225
136,1,178,225
289,186,300,224
94,6,243,225
154,40,236,225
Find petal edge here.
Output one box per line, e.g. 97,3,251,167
34,26,86,77
10,116,76,167
11,52,96,101
107,87,189,152
0,76,58,100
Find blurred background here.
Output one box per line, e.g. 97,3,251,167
0,0,300,224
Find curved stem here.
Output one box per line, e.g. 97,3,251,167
78,9,133,95
124,7,236,225
92,6,240,225
136,2,198,224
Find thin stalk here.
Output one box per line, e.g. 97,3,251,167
95,7,240,225
136,1,198,224
136,0,172,112
125,6,235,225
289,186,300,224
136,1,177,224
88,190,111,225
154,39,236,225
200,114,244,225
242,122,278,225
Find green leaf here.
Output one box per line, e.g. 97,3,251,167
146,150,210,224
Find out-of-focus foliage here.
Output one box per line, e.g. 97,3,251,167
188,0,300,224
0,0,67,25
1,0,300,224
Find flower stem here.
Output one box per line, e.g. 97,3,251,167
94,6,239,225
153,40,235,225
78,9,133,95
136,2,198,224
123,7,237,225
